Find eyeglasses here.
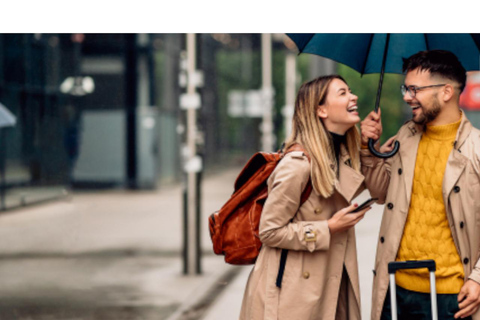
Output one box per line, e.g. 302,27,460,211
400,84,446,98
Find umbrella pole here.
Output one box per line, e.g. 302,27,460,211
368,34,400,158
375,34,390,113
375,33,390,113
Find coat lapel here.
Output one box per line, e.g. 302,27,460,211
443,113,471,201
336,147,365,202
399,123,422,205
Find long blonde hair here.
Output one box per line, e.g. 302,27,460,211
284,75,361,198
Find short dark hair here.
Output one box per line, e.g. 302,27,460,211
402,50,467,93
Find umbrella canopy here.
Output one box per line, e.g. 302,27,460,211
286,33,480,158
287,34,480,75
0,103,16,128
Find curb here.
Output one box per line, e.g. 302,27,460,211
165,265,242,320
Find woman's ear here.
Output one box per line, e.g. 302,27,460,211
317,105,328,119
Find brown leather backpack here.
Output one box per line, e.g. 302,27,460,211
208,145,312,265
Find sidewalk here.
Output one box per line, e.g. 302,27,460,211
0,167,242,320
0,166,384,320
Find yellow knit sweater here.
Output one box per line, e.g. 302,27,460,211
396,119,464,294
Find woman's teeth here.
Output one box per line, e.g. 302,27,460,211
347,106,358,112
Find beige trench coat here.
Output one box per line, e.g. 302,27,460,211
361,113,480,320
240,148,365,320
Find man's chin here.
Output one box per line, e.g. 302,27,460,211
412,115,426,125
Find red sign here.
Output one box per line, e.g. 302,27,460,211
460,72,480,111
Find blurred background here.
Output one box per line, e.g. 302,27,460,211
0,33,480,320
0,33,408,210
2,33,480,210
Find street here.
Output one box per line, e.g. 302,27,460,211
0,167,382,320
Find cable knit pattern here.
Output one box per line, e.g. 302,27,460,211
396,118,464,294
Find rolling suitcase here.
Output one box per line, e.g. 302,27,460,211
388,260,438,320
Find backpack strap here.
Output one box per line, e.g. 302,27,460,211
276,144,313,288
284,143,311,161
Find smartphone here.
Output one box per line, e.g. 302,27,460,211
350,198,378,213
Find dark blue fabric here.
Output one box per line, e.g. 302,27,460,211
381,285,472,320
286,34,480,75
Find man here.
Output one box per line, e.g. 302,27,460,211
361,50,480,320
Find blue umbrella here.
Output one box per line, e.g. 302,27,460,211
286,33,480,158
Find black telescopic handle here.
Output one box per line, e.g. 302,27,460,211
388,260,436,274
368,33,400,159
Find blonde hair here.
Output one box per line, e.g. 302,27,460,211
284,75,361,198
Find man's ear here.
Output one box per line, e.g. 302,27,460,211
442,84,455,102
317,105,328,119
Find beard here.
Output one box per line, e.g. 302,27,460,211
412,97,441,125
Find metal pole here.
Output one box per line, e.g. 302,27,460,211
261,34,274,152
283,53,296,139
430,271,439,320
184,33,201,275
0,130,5,210
389,273,398,320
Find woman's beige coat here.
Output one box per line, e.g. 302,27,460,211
361,113,480,320
240,149,366,320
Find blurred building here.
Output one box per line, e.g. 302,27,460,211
1,33,328,211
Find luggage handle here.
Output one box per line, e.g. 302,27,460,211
388,259,436,273
388,260,438,320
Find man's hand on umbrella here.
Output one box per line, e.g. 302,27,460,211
360,109,383,146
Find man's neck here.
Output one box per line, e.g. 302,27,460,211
427,104,461,126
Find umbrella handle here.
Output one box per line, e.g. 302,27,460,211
368,138,400,159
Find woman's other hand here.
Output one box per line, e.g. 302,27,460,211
327,203,370,235
379,136,397,153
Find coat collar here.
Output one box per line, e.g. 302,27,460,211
404,110,472,151
334,145,365,202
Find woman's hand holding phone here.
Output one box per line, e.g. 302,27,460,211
327,201,374,235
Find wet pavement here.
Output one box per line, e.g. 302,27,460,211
0,168,239,320
0,166,383,320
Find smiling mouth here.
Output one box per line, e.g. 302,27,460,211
347,106,358,113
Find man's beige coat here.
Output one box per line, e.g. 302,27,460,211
240,149,365,320
361,113,480,320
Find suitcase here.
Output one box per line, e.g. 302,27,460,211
388,260,438,320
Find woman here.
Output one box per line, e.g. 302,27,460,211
239,75,371,320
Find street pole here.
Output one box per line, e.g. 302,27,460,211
283,53,296,139
261,34,274,152
182,33,202,275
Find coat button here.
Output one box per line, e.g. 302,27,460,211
303,271,310,279
454,186,461,193
398,168,403,175
460,221,464,229
314,208,322,214
464,258,469,265
387,203,394,210
380,237,385,243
